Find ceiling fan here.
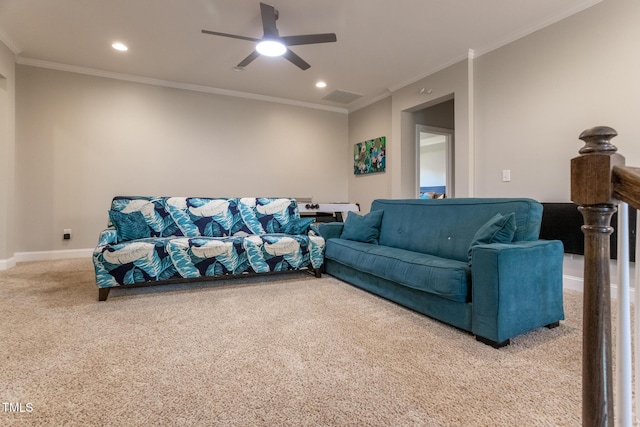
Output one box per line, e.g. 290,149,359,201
202,2,337,70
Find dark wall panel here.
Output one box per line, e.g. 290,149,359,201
540,202,636,261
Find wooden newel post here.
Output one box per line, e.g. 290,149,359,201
571,126,624,426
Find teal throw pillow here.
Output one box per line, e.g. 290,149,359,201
281,217,315,235
340,210,384,244
108,209,151,242
467,212,516,264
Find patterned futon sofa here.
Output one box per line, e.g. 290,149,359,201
93,196,325,301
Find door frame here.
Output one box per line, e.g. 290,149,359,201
416,125,454,198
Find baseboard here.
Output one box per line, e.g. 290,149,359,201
562,254,639,300
563,275,585,293
563,274,636,301
0,256,17,271
13,248,93,264
1,249,93,270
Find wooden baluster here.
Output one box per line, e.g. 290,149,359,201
571,126,625,426
579,204,615,426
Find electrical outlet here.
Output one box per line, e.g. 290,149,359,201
63,229,72,240
502,169,511,182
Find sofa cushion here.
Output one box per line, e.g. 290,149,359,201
165,197,239,237
280,217,315,235
94,233,325,288
108,197,171,241
467,212,516,264
109,196,304,239
237,198,300,235
325,238,470,303
340,210,384,244
110,196,180,237
161,197,302,238
97,238,178,285
371,198,542,263
108,210,152,242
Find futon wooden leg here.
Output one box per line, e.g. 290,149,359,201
476,335,510,349
545,321,560,329
98,288,110,301
313,268,322,278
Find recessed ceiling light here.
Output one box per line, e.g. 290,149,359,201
315,81,327,88
112,42,128,52
256,40,286,57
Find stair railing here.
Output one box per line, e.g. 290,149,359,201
571,126,640,426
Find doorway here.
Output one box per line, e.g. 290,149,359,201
417,125,453,199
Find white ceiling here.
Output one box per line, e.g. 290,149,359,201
0,0,601,112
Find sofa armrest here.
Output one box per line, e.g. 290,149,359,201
471,240,565,344
317,222,344,240
96,228,118,246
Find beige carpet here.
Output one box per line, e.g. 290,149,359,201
0,258,585,426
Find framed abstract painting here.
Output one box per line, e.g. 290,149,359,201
354,136,386,175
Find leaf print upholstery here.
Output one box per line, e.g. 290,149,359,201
166,197,201,237
93,196,325,297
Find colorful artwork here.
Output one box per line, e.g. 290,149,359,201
354,136,386,175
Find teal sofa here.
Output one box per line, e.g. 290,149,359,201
318,198,564,348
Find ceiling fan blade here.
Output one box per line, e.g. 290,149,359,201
281,33,337,46
260,2,279,38
283,49,310,70
237,50,261,68
201,29,259,43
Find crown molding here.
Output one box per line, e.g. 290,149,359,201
0,26,21,54
386,0,602,94
16,56,349,114
347,91,392,113
473,0,603,58
386,52,471,93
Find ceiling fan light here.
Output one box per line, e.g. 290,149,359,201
111,42,128,52
256,40,286,57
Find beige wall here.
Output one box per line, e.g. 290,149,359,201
347,96,392,213
6,0,640,259
348,59,471,212
15,66,348,252
349,0,639,204
389,59,472,199
474,0,640,201
0,41,15,265
392,59,472,198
